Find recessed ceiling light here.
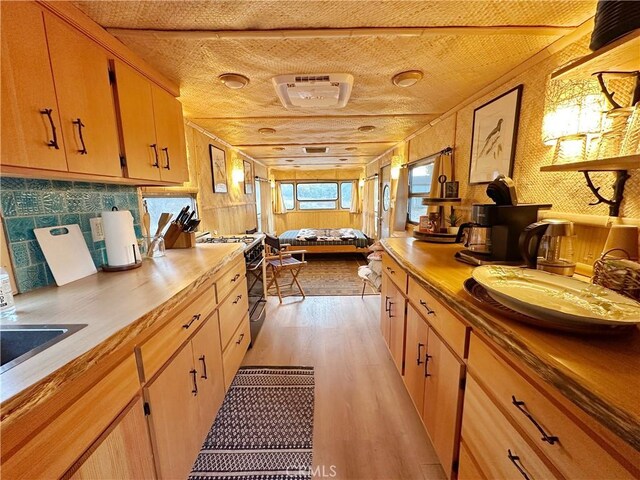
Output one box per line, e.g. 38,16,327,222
339,158,348,162
285,159,294,162
392,70,423,87
273,147,285,151
358,125,376,133
294,165,300,168
259,128,276,135
218,73,250,89
345,147,357,151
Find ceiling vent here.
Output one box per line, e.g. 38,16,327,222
272,74,354,109
304,146,329,154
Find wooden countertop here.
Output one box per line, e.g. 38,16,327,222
381,237,640,450
0,243,244,407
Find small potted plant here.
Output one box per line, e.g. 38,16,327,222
447,210,461,235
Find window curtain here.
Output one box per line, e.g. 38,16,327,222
392,166,409,232
362,179,372,236
260,181,274,234
273,182,287,215
350,180,361,214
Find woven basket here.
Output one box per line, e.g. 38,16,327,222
592,249,640,301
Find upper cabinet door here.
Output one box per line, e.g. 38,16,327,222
0,2,67,171
45,13,121,177
112,60,161,181
152,85,188,183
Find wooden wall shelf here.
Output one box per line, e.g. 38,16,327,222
539,155,640,172
551,30,640,81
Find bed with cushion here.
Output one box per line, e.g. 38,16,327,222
278,228,370,254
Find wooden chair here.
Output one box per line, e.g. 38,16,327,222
264,234,307,303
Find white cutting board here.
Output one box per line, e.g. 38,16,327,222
35,224,97,286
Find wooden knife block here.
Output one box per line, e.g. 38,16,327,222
168,231,196,249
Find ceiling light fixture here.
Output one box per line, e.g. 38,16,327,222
273,147,285,151
345,147,357,151
285,159,294,162
358,125,376,133
259,128,276,135
218,73,250,89
339,158,348,162
392,70,424,88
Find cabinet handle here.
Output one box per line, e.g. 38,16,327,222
182,313,201,329
199,355,208,379
233,294,242,304
40,108,60,149
190,369,198,395
416,343,425,365
511,396,559,445
386,266,395,274
72,118,87,155
231,273,241,283
507,449,531,480
424,354,433,377
162,147,171,170
150,144,159,167
419,300,435,315
236,333,245,345
387,301,395,318
384,295,391,313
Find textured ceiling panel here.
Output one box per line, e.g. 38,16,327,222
240,143,396,159
73,1,595,30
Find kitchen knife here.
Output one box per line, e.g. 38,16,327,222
185,219,200,232
183,211,196,230
176,206,190,226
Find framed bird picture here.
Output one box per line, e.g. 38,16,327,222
468,85,523,184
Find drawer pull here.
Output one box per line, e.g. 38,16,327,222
236,333,245,345
512,396,559,445
233,294,242,304
419,300,435,315
424,354,433,377
416,343,425,365
387,301,395,318
231,273,241,283
199,355,208,379
384,295,391,313
40,108,60,149
190,369,198,396
182,313,201,329
386,266,395,274
507,449,531,480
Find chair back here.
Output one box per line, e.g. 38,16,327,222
264,233,281,253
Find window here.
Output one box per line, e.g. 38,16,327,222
255,180,262,232
407,161,435,223
296,182,337,210
340,182,353,209
143,195,198,234
280,183,295,210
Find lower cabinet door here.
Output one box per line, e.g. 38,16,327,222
380,273,391,343
191,313,226,440
70,397,156,479
459,375,560,480
222,315,251,390
403,305,428,413
145,341,201,480
422,328,464,478
387,280,406,374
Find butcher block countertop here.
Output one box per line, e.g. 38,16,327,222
0,243,244,411
381,237,640,451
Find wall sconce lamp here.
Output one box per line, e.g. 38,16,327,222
358,178,365,188
391,155,403,180
542,78,604,164
270,179,276,189
231,158,244,183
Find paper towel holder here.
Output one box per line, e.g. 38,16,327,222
102,244,143,272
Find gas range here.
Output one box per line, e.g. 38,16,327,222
197,233,264,250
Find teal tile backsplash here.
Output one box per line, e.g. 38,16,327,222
1,178,141,293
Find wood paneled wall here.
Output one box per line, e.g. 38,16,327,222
271,168,363,233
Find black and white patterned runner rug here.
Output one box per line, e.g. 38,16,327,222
189,366,315,480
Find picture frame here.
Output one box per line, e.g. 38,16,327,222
243,160,253,195
209,144,228,193
468,85,523,185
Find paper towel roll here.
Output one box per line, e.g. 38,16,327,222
102,210,141,267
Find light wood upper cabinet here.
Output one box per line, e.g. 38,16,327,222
152,85,188,183
403,305,428,413
112,60,161,182
70,397,156,480
145,340,201,480
45,13,121,177
0,1,67,171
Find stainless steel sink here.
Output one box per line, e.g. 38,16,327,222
0,324,87,374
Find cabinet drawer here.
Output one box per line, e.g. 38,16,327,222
219,279,249,350
139,283,216,380
408,277,468,360
382,253,407,293
216,258,246,303
460,375,560,480
2,355,139,479
222,315,251,390
468,334,635,479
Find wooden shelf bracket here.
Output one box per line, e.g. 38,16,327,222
583,169,630,217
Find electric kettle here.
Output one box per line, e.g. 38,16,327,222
519,219,576,276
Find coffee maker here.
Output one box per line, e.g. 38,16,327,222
454,176,551,265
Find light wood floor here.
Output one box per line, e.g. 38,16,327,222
243,296,446,480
